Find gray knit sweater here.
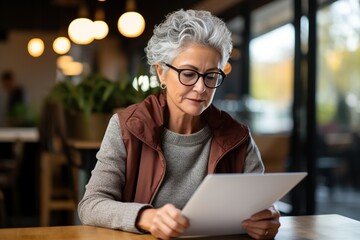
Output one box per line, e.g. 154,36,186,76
78,114,264,233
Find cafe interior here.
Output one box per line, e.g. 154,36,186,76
0,0,359,230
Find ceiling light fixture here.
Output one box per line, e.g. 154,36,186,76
56,55,83,76
68,17,95,45
93,21,108,40
117,0,145,38
93,8,108,40
57,55,74,70
53,36,71,54
28,38,45,57
62,61,84,76
68,5,95,45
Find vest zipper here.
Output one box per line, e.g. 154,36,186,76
212,133,249,172
149,150,166,204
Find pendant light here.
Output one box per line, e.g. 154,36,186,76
57,55,73,70
117,0,145,38
53,36,71,55
56,55,83,76
93,8,108,40
28,38,45,57
68,17,95,45
27,1,45,57
68,5,95,45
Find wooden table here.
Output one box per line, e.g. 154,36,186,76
0,127,39,142
276,214,360,239
67,139,101,197
0,127,40,217
0,214,359,240
67,139,101,150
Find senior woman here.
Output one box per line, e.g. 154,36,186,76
78,9,280,240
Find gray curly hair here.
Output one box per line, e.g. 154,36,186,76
145,9,233,75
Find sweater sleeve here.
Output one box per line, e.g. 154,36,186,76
78,114,151,233
243,132,265,173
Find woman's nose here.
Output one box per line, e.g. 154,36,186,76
192,77,206,93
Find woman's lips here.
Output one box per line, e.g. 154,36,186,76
188,98,204,103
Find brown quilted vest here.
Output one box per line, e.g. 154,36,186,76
118,92,249,204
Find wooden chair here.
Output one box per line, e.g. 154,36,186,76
0,139,24,225
252,133,290,173
0,189,5,227
38,102,79,226
253,133,292,214
39,149,78,226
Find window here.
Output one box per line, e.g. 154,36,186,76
316,0,360,220
249,24,294,134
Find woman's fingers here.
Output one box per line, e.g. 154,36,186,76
250,206,280,221
150,204,189,239
242,206,281,239
243,220,279,239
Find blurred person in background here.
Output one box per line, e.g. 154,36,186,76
1,70,27,127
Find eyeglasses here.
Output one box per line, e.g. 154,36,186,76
164,63,226,89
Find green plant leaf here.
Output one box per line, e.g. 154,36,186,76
46,73,160,114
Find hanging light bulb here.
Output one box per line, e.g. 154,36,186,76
56,55,74,70
93,20,109,40
68,18,95,45
53,36,71,54
118,12,145,38
93,8,108,40
28,38,45,57
57,55,83,76
118,0,145,38
62,61,84,76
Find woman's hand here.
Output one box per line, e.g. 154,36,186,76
242,206,281,239
136,203,189,240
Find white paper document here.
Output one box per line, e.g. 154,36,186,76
181,172,307,237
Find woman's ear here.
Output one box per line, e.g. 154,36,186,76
155,64,165,84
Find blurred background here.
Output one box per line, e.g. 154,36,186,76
0,0,359,228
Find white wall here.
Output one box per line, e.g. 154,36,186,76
0,30,59,124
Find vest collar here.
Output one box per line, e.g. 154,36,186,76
124,92,248,151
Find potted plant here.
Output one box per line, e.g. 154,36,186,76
47,74,159,141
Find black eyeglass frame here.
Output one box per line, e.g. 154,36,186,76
164,63,226,89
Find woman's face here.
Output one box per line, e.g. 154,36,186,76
156,44,222,118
